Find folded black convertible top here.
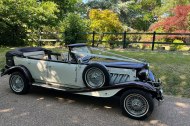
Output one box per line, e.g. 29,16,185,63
6,47,50,57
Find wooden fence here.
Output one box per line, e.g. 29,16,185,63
30,31,190,51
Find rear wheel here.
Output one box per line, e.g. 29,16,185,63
9,72,30,94
120,89,154,120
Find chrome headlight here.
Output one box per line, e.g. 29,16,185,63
138,69,149,81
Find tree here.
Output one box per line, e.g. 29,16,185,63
153,0,190,18
59,13,89,45
89,9,123,33
85,0,161,31
187,10,190,31
150,5,190,32
43,0,83,19
123,0,161,31
0,0,59,46
89,9,123,47
85,0,113,10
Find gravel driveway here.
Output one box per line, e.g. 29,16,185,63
1,75,190,126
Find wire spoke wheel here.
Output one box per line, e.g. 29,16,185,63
9,72,30,94
10,75,24,92
124,94,149,117
121,89,154,120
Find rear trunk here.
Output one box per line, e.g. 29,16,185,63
5,47,49,67
5,51,16,67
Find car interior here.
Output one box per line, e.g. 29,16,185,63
23,50,72,62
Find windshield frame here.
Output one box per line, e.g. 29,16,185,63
69,46,144,64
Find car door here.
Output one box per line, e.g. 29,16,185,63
47,61,79,88
26,58,48,82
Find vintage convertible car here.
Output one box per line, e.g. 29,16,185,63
1,43,163,120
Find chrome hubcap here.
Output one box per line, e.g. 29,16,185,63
10,75,24,92
124,94,149,117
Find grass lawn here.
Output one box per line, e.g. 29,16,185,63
111,49,190,98
0,47,190,98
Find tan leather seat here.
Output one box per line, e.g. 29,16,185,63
23,51,45,59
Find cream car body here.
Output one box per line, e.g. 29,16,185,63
1,43,163,120
13,53,137,90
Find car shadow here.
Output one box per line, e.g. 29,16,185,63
2,78,190,126
30,85,121,111
29,86,190,126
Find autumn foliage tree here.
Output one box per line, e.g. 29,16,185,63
89,9,123,47
150,5,190,32
89,9,123,33
188,13,190,30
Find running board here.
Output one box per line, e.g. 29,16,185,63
32,83,82,92
32,83,122,97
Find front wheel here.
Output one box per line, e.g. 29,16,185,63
9,72,30,94
120,89,154,120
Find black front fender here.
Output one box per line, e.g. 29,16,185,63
115,81,163,100
113,81,159,98
118,81,156,93
1,65,33,84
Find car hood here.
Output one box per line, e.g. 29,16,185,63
79,53,148,69
100,62,147,69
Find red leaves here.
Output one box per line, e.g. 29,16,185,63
150,5,190,32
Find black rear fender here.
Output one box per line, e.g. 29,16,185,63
1,65,33,84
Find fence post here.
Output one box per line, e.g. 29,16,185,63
152,31,156,51
92,31,95,47
123,31,127,49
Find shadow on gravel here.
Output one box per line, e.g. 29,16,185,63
30,86,120,110
29,86,190,126
1,76,190,126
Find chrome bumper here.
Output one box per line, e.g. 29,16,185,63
148,79,164,101
155,87,164,101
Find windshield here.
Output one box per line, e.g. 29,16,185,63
71,46,91,53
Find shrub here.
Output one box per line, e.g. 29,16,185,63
170,39,185,51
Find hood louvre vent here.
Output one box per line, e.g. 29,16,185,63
110,73,130,85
